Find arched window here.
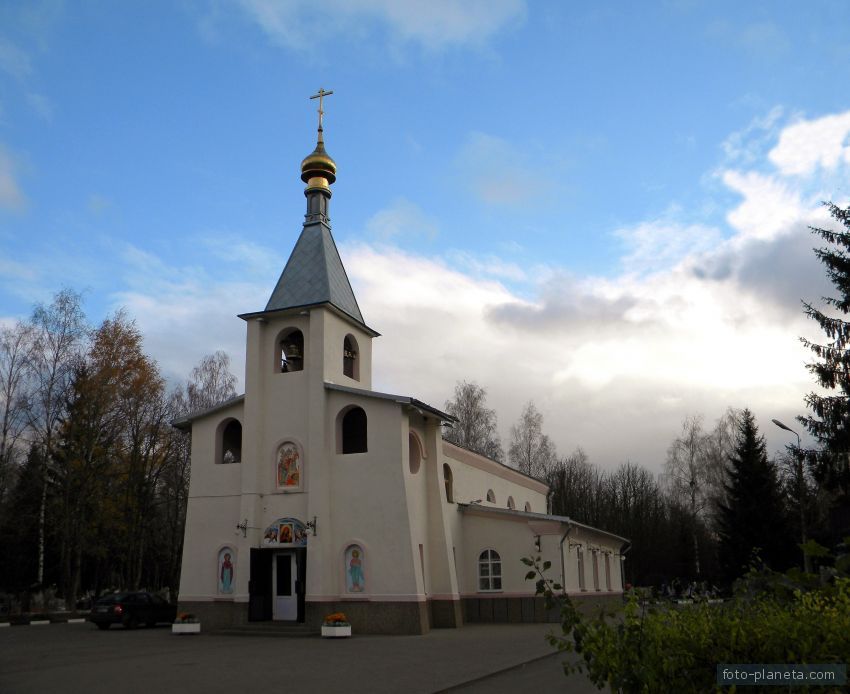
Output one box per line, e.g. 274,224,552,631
443,463,453,503
339,406,367,454
507,496,515,510
218,419,242,464
278,328,304,373
408,432,422,474
486,489,495,503
524,501,532,512
343,334,359,381
478,549,502,591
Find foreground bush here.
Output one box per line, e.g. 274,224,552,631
525,558,850,693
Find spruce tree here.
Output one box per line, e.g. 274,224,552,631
800,202,850,534
716,409,789,582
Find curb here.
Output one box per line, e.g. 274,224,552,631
432,650,561,693
0,618,88,627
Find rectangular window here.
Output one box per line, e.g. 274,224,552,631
605,553,611,591
592,551,600,591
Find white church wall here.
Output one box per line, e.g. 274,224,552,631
442,442,548,513
401,419,430,598
179,495,242,601
320,311,373,389
459,514,542,596
328,391,420,600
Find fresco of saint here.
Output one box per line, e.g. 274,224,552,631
277,444,301,488
219,549,234,594
346,546,364,593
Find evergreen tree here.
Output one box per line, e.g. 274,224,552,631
716,409,790,582
801,203,850,518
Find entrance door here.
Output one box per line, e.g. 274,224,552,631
273,552,297,621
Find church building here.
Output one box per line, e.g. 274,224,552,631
175,93,628,634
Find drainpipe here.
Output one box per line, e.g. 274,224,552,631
559,520,574,592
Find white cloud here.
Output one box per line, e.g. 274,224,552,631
446,249,527,282
236,0,526,51
0,144,25,210
768,111,850,177
365,198,439,240
615,214,723,275
721,106,783,166
721,170,804,240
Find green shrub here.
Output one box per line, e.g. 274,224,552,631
524,557,850,693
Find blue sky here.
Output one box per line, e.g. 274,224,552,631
3,1,850,469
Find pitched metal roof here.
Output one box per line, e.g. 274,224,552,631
265,221,364,324
324,382,456,422
171,394,245,430
456,503,631,545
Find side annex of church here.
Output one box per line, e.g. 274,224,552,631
175,96,628,634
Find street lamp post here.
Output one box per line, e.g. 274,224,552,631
772,419,811,573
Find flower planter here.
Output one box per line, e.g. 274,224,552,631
321,624,351,638
172,622,201,634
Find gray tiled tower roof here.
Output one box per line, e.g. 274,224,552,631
264,221,364,324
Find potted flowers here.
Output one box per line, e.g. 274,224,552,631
172,612,201,635
321,612,351,638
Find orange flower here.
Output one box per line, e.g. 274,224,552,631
324,612,348,623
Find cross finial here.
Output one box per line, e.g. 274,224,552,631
310,88,334,130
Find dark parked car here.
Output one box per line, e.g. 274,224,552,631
89,592,177,630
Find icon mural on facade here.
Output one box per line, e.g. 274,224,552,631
345,544,364,593
262,518,308,546
218,547,235,594
276,442,301,489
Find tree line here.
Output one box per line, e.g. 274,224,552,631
0,290,237,609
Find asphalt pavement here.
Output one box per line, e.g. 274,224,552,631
0,620,603,693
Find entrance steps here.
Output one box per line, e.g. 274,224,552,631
219,623,319,638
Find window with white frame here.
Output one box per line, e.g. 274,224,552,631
477,549,502,591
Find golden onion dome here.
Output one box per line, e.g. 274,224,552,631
301,129,336,187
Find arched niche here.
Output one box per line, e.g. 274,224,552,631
443,463,454,503
343,543,366,594
343,334,359,381
276,327,304,373
337,405,367,454
216,418,242,464
408,431,423,474
217,546,235,594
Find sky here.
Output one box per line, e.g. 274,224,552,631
2,0,850,471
